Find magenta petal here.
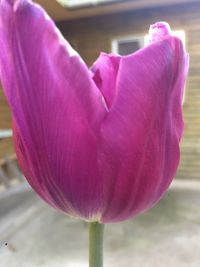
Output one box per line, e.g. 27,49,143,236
149,21,172,42
100,27,188,222
0,0,107,220
91,53,121,109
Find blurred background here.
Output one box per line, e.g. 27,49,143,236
1,0,200,266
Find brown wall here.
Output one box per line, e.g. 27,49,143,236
1,2,200,180
0,88,13,158
58,2,200,180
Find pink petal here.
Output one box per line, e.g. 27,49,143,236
98,23,188,223
0,0,107,220
91,53,120,109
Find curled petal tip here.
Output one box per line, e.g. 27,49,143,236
149,21,172,43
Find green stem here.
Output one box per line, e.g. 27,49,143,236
89,222,104,267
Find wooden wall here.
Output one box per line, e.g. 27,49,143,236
0,88,13,158
0,2,200,180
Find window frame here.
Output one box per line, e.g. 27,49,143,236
0,130,12,139
111,35,145,54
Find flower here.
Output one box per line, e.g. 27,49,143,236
0,0,188,223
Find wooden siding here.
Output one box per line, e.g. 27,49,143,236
36,0,200,22
1,2,200,180
0,88,13,158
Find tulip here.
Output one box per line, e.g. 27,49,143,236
0,0,188,266
0,0,188,223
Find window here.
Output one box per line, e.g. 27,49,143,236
111,30,185,55
57,0,120,8
112,36,145,55
0,130,12,139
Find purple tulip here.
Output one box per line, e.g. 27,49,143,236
0,0,188,223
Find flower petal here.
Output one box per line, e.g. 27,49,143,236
91,53,120,109
99,23,188,223
0,0,107,220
